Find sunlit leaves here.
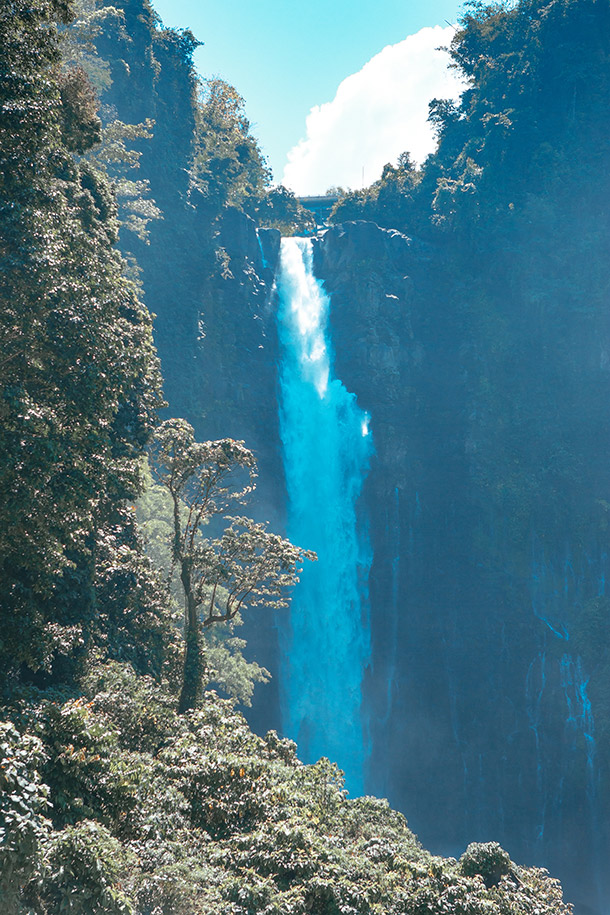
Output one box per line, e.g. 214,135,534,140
150,419,257,530
191,77,271,215
1,663,573,914
40,820,134,914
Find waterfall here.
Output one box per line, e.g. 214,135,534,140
276,236,373,794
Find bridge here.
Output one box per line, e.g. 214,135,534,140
298,195,339,226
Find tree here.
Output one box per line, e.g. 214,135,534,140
191,77,271,216
87,117,163,243
0,0,164,688
150,419,315,712
329,151,421,230
254,185,316,236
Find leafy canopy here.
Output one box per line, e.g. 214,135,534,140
150,419,315,711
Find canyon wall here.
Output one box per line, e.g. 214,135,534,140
313,220,610,915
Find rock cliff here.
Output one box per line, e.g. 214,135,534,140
313,219,610,915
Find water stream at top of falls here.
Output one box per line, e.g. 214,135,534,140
275,236,373,794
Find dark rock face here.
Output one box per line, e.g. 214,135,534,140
93,0,285,732
95,3,282,479
199,207,279,450
257,227,282,280
121,182,609,908
313,220,610,915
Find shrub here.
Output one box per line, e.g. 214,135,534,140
40,820,134,914
0,722,50,911
460,841,512,887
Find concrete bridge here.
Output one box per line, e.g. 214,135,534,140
298,195,339,226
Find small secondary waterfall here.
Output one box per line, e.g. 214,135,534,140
276,236,373,794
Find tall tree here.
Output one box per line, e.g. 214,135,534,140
150,419,315,712
191,77,271,216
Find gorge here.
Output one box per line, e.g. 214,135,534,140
2,0,609,912
90,1,610,904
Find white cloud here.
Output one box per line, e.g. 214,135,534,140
282,25,465,196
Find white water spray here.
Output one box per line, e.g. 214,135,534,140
276,236,373,793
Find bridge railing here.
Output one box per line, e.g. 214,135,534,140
298,196,339,226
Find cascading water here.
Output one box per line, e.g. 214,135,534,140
275,236,373,794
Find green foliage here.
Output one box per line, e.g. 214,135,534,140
138,469,276,705
62,1,163,241
191,78,271,216
58,64,102,152
0,0,164,690
135,461,177,579
460,841,513,887
330,152,422,231
40,696,139,830
1,664,573,914
60,0,120,93
89,119,163,242
93,511,180,682
150,419,314,711
81,662,180,753
40,820,134,914
0,723,50,912
150,419,314,627
204,619,270,707
255,185,316,236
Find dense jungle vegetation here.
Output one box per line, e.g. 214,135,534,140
0,0,603,910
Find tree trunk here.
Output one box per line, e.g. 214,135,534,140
178,562,205,713
178,622,204,713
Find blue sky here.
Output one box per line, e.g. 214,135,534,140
151,0,465,192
